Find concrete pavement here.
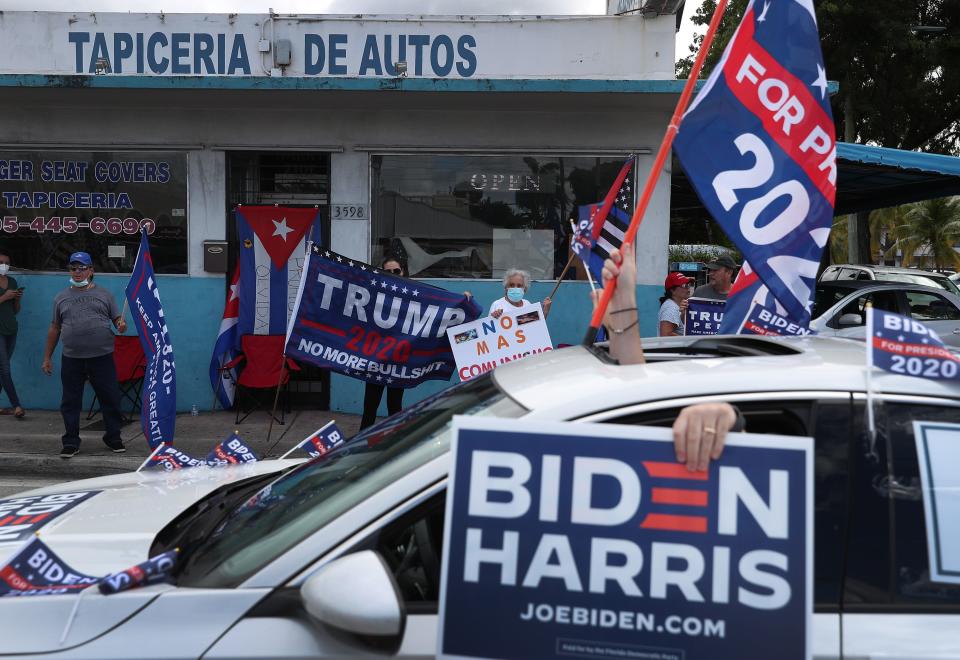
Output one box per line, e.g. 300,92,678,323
0,408,362,481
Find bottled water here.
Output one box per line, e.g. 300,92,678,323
191,404,199,417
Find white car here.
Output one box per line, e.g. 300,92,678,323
811,280,960,346
2,336,959,659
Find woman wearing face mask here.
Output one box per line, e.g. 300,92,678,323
0,249,25,418
489,268,552,319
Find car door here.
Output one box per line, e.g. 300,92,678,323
577,393,853,660
901,289,960,347
841,395,960,658
824,288,902,340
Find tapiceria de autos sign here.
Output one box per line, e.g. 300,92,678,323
439,419,813,660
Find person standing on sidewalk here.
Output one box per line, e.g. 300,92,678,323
41,252,127,458
0,248,25,419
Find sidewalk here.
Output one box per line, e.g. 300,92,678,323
0,408,362,480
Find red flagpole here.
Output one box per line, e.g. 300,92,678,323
584,0,731,344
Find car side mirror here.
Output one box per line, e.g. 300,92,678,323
838,313,863,327
301,550,405,649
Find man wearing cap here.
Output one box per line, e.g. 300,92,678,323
41,252,127,458
693,255,738,301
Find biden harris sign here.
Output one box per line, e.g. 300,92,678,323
439,418,813,660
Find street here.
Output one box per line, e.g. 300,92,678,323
0,477,59,498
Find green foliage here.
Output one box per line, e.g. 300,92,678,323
676,1,959,154
889,197,960,270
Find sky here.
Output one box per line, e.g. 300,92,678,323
5,0,702,64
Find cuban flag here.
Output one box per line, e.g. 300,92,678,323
206,433,259,466
209,263,240,410
236,206,322,336
286,420,345,459
98,549,179,595
126,231,176,449
144,445,206,471
570,157,635,283
0,537,100,597
867,307,960,381
674,0,836,331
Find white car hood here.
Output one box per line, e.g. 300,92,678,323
0,460,299,656
0,460,300,573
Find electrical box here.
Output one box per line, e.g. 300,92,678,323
203,240,228,273
275,38,292,65
258,39,271,53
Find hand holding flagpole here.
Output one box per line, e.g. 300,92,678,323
584,0,730,345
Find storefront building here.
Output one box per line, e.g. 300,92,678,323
0,10,680,414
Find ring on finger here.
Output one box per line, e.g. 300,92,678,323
703,426,716,434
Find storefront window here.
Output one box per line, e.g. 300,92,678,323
371,154,631,279
0,151,188,273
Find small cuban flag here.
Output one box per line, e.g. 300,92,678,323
283,420,345,459
98,549,179,595
867,306,960,381
206,432,259,466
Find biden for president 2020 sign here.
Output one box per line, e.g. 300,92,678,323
439,418,812,660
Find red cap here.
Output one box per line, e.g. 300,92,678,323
664,272,694,289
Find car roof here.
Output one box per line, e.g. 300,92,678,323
817,280,958,295
827,264,950,279
493,336,960,418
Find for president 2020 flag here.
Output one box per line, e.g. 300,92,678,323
287,247,482,388
674,0,836,330
126,230,176,449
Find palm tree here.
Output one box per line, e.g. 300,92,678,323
888,197,960,270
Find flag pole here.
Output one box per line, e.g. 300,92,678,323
265,237,315,450
583,0,730,345
278,419,335,460
136,442,165,472
570,219,598,293
547,252,577,303
864,304,877,444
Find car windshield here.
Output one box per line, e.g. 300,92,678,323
175,375,526,588
875,272,960,295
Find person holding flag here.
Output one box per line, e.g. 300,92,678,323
41,252,127,458
489,268,552,320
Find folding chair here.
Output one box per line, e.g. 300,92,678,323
87,335,147,422
224,335,300,425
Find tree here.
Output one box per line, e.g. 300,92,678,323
677,1,960,154
886,197,960,270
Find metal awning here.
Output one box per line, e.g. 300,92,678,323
671,142,960,219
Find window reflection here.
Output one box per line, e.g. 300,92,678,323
371,154,631,279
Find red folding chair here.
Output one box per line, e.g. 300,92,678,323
223,335,300,424
87,335,147,422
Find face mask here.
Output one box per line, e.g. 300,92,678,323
506,287,525,303
70,278,89,288
0,264,8,275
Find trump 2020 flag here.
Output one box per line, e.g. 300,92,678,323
126,230,176,449
286,247,482,388
210,263,240,410
98,549,179,595
0,537,100,597
674,0,836,330
206,433,259,466
236,206,322,336
867,306,960,380
282,420,345,459
719,261,812,336
570,157,635,284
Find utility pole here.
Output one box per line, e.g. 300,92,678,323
844,93,871,264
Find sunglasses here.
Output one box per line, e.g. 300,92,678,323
384,267,403,275
68,265,91,272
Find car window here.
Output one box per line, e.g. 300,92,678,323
904,291,960,322
844,401,960,611
819,267,838,282
827,290,900,328
813,285,852,319
173,375,526,588
838,268,864,281
600,398,852,610
875,272,958,294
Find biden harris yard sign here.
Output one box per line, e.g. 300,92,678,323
439,418,813,660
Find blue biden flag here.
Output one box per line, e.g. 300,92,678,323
439,418,813,660
126,231,176,449
286,247,482,388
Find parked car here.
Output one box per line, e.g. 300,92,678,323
2,337,959,659
819,264,960,296
811,280,960,346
